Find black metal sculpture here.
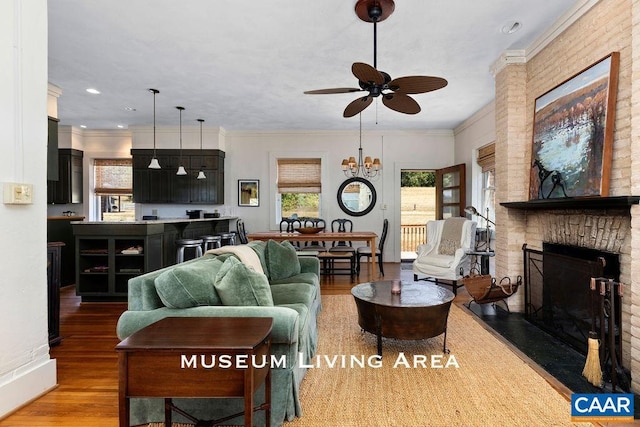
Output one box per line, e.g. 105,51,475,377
532,159,569,199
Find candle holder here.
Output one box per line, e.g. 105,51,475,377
391,280,401,295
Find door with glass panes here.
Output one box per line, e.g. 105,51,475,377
435,164,466,219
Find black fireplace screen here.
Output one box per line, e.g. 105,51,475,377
523,243,620,354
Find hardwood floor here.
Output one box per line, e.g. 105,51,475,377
1,262,429,426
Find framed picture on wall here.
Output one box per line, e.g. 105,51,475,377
238,179,259,207
529,52,619,200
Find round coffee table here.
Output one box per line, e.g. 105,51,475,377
351,280,455,356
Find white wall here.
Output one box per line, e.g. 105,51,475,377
453,101,496,209
0,0,57,417
225,129,455,262
79,123,461,262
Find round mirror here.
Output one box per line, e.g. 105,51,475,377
337,177,377,217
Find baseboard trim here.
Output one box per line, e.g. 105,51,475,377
0,358,57,419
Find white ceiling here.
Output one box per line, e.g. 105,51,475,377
48,0,581,131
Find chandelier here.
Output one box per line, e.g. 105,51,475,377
341,114,381,179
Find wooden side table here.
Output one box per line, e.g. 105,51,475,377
115,317,273,427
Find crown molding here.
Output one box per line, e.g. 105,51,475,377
491,0,601,75
47,83,62,98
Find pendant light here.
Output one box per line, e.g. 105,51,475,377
147,89,161,169
196,119,206,180
176,106,187,175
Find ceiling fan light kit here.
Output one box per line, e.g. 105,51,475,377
304,0,447,117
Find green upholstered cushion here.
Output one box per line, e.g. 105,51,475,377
154,257,224,308
270,282,316,307
247,240,270,280
265,240,301,281
213,256,274,306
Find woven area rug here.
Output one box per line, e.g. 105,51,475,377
285,294,591,427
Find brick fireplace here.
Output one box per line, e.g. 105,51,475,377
499,201,635,376
490,0,639,393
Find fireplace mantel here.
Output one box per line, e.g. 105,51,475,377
500,196,640,211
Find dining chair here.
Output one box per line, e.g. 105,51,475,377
302,218,326,250
236,218,249,244
329,219,355,253
279,218,301,233
356,218,388,276
317,218,356,279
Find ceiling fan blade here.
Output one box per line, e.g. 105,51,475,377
382,93,421,115
343,96,373,117
304,88,364,95
352,62,384,85
388,76,448,94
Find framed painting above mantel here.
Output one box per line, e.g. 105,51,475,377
529,52,619,200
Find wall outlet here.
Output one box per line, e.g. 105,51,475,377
3,182,33,204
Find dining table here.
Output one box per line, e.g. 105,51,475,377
246,230,378,280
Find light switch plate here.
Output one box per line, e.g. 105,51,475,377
3,182,33,204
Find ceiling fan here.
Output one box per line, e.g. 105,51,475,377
304,0,448,118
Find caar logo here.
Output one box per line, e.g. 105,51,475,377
571,393,634,422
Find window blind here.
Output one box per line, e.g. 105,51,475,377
477,143,495,173
277,158,321,193
94,159,133,195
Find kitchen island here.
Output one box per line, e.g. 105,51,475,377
71,217,236,301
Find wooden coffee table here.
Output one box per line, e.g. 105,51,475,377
115,317,272,427
351,281,455,356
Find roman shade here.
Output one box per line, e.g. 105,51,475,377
277,158,321,193
477,143,495,173
94,159,132,195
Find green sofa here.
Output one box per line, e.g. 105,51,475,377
116,240,321,426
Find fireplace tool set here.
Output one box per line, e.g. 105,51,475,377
583,277,630,392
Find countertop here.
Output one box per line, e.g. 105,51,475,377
70,216,237,225
48,216,86,221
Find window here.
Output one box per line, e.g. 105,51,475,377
477,143,495,229
277,158,321,219
94,159,135,221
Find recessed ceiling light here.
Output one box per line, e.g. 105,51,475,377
117,125,125,129
124,107,136,111
501,21,522,35
80,125,87,128
86,88,101,94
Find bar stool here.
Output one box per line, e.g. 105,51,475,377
200,235,222,252
215,232,236,246
175,238,203,263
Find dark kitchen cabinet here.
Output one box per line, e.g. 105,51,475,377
47,117,59,181
131,149,224,204
47,242,64,346
48,149,83,204
189,154,224,204
72,222,164,302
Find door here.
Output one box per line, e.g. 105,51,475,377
435,164,466,219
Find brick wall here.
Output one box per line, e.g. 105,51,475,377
494,0,640,391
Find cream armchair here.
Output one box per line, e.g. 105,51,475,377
412,218,477,295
